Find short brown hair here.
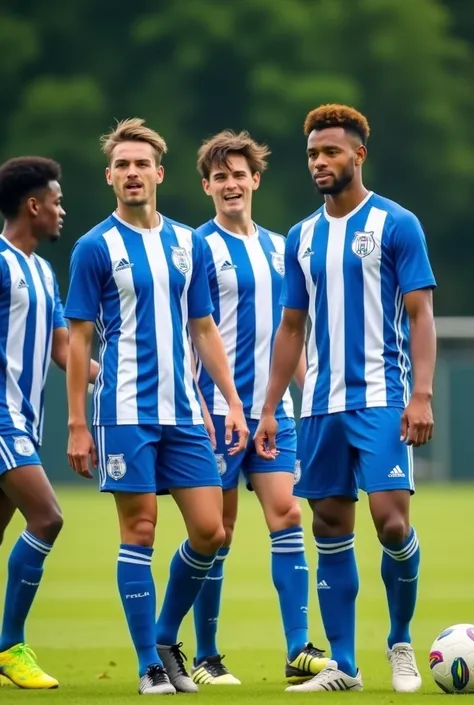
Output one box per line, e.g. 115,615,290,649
197,130,270,180
100,118,168,164
304,104,370,145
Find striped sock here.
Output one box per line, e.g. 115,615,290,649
117,544,161,677
0,531,52,651
381,527,420,648
315,534,359,677
156,540,217,646
271,526,309,660
193,546,229,663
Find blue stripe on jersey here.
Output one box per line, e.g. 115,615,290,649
310,218,331,412
343,206,367,410
258,230,282,363
34,259,55,439
284,193,436,416
17,258,38,439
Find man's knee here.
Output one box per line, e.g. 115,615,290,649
375,515,410,545
28,507,64,544
311,497,355,538
265,497,302,532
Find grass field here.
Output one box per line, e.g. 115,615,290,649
0,483,473,703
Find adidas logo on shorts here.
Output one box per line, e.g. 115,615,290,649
388,465,405,478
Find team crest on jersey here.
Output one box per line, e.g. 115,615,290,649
13,436,35,457
106,454,127,480
215,453,227,476
171,246,190,274
294,459,302,485
351,231,375,258
271,251,285,276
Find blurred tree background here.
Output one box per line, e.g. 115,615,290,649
1,0,473,314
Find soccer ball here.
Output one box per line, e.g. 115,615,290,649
429,624,474,693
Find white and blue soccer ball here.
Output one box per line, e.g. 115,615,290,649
430,624,474,693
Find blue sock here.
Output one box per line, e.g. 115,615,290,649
381,526,420,649
193,546,229,664
271,526,309,660
315,534,358,677
156,540,216,646
0,531,52,651
117,544,161,677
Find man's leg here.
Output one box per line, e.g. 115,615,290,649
0,488,16,547
154,424,225,692
0,456,63,690
355,407,421,693
286,414,362,693
96,424,175,695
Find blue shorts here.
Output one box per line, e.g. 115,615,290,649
295,407,414,501
93,424,221,494
212,415,297,491
0,431,41,476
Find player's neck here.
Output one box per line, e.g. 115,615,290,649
324,183,369,219
215,212,255,236
1,221,36,257
115,202,160,230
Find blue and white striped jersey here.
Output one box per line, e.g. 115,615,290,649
0,236,66,444
196,219,293,419
281,192,436,417
64,213,213,426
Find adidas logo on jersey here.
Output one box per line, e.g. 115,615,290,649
302,247,314,258
17,279,28,289
220,260,237,271
317,579,330,589
114,258,134,272
388,465,405,478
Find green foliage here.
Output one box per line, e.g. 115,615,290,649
0,0,473,312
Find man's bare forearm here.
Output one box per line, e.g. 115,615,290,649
191,323,240,407
263,324,305,414
67,329,92,428
410,312,436,399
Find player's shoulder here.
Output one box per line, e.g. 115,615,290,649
33,253,56,278
370,193,421,229
256,223,285,244
194,219,216,240
288,206,325,240
72,215,118,253
161,214,195,237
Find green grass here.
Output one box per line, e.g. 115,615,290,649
1,484,473,703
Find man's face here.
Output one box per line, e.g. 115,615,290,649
307,127,364,195
30,181,65,242
106,141,164,207
203,154,260,219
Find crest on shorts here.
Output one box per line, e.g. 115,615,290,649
294,459,302,485
14,436,35,457
271,251,285,276
215,453,227,476
106,454,126,480
351,231,375,258
171,246,190,274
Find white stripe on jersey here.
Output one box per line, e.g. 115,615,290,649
362,206,388,406
172,225,202,423
103,228,139,424
300,214,321,417
27,258,48,434
2,250,29,433
204,233,238,414
326,218,346,411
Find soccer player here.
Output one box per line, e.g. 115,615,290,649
190,130,327,686
64,119,249,696
255,104,436,693
0,157,97,689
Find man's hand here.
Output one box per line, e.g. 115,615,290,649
254,412,279,460
67,423,98,479
400,393,434,447
224,402,249,455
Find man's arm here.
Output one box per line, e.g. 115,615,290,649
263,308,308,414
293,346,307,391
66,319,97,476
51,326,100,383
401,288,436,446
188,337,216,449
188,315,248,453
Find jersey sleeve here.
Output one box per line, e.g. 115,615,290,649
187,232,214,319
390,211,437,294
64,236,107,322
280,224,310,310
52,273,67,329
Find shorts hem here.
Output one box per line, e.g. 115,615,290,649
293,488,358,501
365,484,415,495
246,466,295,475
160,481,222,490
0,458,42,474
100,485,157,494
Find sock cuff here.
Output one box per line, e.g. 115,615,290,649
118,544,153,566
271,526,305,554
216,546,230,560
381,527,419,561
21,531,52,556
315,533,355,555
179,540,216,571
